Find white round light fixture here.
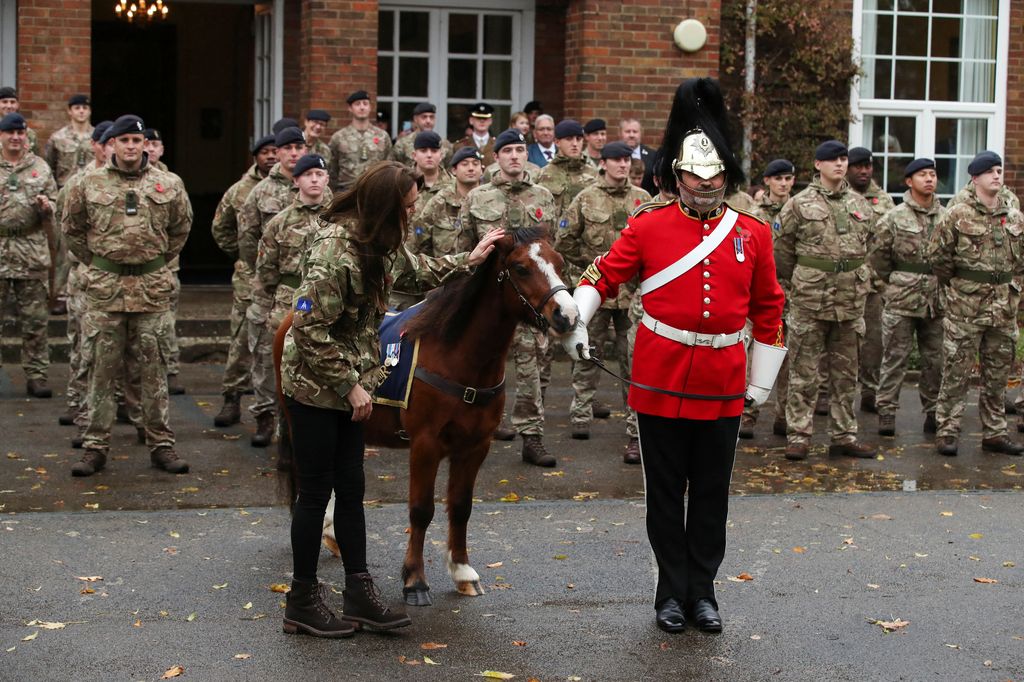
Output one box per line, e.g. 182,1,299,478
674,19,708,53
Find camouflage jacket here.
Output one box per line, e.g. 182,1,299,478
775,176,875,321
859,180,896,221
280,215,471,411
237,163,297,269
412,170,454,217
409,183,477,258
555,176,650,309
211,164,265,260
0,151,58,279
868,191,946,318
927,185,1024,328
483,160,541,184
535,155,598,222
45,125,94,188
725,189,758,214
250,195,328,328
62,157,192,312
327,123,392,191
459,172,556,243
946,182,1020,212
391,133,453,169
308,139,332,169
752,193,787,229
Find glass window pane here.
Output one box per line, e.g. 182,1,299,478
930,17,960,58
491,105,511,132
483,60,512,100
447,59,477,99
448,14,477,54
961,18,997,60
378,10,394,52
861,58,893,99
377,102,393,136
962,0,997,15
893,60,926,99
959,62,995,102
894,15,927,57
396,102,417,135
929,60,958,100
864,0,894,9
446,103,475,142
902,0,929,11
398,57,429,97
483,15,513,55
378,56,393,96
399,11,429,52
933,0,961,13
875,14,894,56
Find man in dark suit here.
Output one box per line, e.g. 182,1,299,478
620,117,656,195
526,115,556,168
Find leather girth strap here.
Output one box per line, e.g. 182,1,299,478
413,367,505,405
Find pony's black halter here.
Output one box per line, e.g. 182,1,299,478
497,267,567,331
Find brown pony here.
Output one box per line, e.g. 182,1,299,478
275,227,578,606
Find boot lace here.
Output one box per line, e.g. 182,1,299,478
313,583,337,622
361,575,389,613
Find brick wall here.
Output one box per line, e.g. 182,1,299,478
533,0,567,121
282,0,302,120
15,0,91,144
298,0,378,139
563,0,721,147
1006,0,1024,198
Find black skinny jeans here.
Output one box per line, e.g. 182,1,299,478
286,398,368,582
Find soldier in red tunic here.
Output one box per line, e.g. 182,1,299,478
563,79,786,634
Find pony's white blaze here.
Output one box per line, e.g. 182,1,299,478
447,551,480,583
528,242,579,326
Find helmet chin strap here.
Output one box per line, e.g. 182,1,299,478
676,177,726,214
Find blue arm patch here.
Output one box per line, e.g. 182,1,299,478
559,218,568,230
295,297,313,312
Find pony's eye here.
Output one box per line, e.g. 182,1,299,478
513,264,530,277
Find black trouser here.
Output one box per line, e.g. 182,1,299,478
286,398,368,582
637,412,739,609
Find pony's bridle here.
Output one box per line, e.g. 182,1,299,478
497,268,567,331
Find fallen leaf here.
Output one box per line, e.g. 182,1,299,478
973,577,998,584
869,618,909,633
133,619,142,628
750,634,761,640
499,493,520,503
479,672,515,680
485,561,503,570
423,656,438,665
233,653,251,660
161,665,185,679
21,631,38,642
27,620,66,630
512,640,527,647
213,583,228,590
269,583,291,594
83,503,99,510
572,491,599,501
870,514,892,521
179,487,200,494
398,656,421,666
843,538,855,545
243,602,252,610
914,553,928,558
945,643,960,649
76,576,103,582
867,583,880,589
80,586,95,595
186,612,196,622
553,554,568,560
1004,561,1015,568
420,642,448,650
169,531,180,539
940,511,953,517
542,471,564,477
728,572,754,582
969,533,984,539
793,546,806,554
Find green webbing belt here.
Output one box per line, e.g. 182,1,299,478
893,262,932,275
0,223,42,237
279,274,301,288
796,255,865,273
954,268,1012,285
91,254,166,276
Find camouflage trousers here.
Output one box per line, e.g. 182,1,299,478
742,320,790,424
876,311,943,418
247,315,276,417
570,307,637,438
82,310,173,452
0,277,49,380
785,311,864,445
65,269,90,426
935,318,1015,439
53,229,71,301
857,292,882,400
221,262,253,396
511,324,552,436
162,274,181,376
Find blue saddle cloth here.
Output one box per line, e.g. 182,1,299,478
372,304,424,408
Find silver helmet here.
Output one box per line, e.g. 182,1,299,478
673,129,727,180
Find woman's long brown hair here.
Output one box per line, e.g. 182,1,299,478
321,161,421,311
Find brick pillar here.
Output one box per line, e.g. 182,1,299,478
298,0,378,138
1005,0,1024,198
16,0,92,144
564,0,721,147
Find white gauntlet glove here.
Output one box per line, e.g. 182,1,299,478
561,285,601,360
746,340,788,406
564,320,592,360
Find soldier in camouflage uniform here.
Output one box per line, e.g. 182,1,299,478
869,158,946,437
62,115,193,476
328,91,392,192
209,133,277,427
0,113,58,398
391,102,452,169
927,151,1024,457
583,118,607,169
774,140,876,461
452,103,496,167
0,88,39,154
303,110,332,167
239,126,310,447
459,129,558,466
556,140,649,462
847,147,896,414
408,146,482,259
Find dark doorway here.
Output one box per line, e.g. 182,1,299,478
91,1,255,283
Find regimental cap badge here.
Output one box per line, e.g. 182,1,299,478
672,127,726,180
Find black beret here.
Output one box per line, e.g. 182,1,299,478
0,87,16,100
293,154,327,177
583,118,607,134
347,90,370,104
272,118,299,134
413,131,442,150
0,113,26,132
967,151,1002,176
68,94,90,107
554,119,585,139
600,141,633,160
274,126,305,147
412,102,436,116
763,159,795,178
493,129,526,152
107,114,146,139
903,158,935,178
143,128,161,141
815,140,848,162
523,101,542,114
251,133,276,154
92,120,113,143
306,109,330,122
469,102,494,118
451,146,483,167
847,146,872,166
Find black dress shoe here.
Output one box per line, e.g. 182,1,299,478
655,598,686,633
690,598,723,633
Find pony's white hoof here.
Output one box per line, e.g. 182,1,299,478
456,580,485,597
322,534,340,558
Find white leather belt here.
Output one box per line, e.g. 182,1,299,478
641,312,746,349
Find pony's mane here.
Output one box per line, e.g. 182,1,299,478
402,227,550,344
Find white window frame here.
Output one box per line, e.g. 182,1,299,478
378,0,535,140
253,0,284,144
0,0,16,87
849,0,1010,194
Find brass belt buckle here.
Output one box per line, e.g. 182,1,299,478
463,387,477,404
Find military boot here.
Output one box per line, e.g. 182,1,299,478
859,394,877,414
737,415,756,439
493,420,516,441
342,572,412,631
593,403,611,419
26,379,52,398
521,434,556,467
878,414,896,437
214,393,242,427
828,440,876,459
623,438,641,465
166,374,186,396
71,430,85,449
981,436,1024,456
71,449,106,477
116,402,132,424
251,411,275,447
814,392,829,416
151,446,189,474
772,416,788,437
924,412,937,434
137,427,146,445
283,580,355,638
58,410,75,426
571,423,590,440
936,436,958,457
784,442,808,461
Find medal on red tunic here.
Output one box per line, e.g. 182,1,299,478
734,236,745,262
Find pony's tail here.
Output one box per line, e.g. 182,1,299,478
273,311,299,512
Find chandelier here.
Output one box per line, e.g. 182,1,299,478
114,0,169,22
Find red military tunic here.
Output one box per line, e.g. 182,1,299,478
579,200,785,420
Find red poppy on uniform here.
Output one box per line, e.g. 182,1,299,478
373,138,380,145
853,211,865,220
31,170,38,178
872,197,879,205
535,208,543,219
634,199,642,206
155,183,165,193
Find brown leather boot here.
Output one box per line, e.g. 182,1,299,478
924,412,937,434
151,446,189,473
58,410,75,426
981,435,1024,456
859,394,877,414
878,414,896,437
283,580,355,638
936,436,958,457
251,411,275,447
828,441,876,459
623,438,641,465
593,403,611,419
26,379,52,398
71,449,106,477
772,417,787,437
214,393,241,427
493,420,516,441
738,415,755,439
784,442,808,461
521,434,556,467
571,423,590,440
342,573,411,631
